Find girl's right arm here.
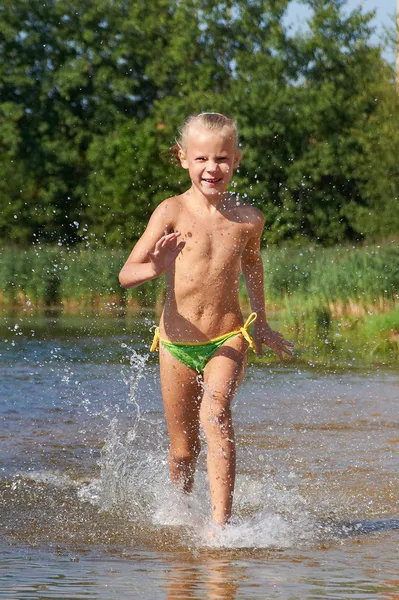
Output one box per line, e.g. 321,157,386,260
119,200,185,289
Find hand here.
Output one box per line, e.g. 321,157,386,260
148,231,185,275
253,324,294,360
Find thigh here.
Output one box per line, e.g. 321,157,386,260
202,333,248,408
159,344,203,441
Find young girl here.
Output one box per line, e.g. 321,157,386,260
119,113,293,526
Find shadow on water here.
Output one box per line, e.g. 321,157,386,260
320,517,399,540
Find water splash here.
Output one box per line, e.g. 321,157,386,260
92,420,316,548
75,345,319,549
13,470,78,490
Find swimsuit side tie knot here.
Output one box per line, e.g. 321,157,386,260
150,327,160,352
239,312,257,352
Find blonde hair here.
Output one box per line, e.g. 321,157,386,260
170,113,239,161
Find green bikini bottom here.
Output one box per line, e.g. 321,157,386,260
150,312,257,373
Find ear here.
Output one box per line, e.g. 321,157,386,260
178,147,189,169
233,149,242,169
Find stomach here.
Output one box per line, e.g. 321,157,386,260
160,266,244,342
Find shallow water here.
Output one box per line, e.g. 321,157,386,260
1,315,398,599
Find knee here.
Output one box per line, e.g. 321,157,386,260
200,394,232,435
169,442,200,466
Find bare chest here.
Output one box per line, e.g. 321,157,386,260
175,215,247,260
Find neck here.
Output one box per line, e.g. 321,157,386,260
185,186,229,210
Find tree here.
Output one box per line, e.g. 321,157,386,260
232,0,397,244
0,0,169,242
1,0,398,246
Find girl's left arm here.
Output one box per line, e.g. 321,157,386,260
241,214,294,359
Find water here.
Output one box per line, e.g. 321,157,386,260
1,314,398,599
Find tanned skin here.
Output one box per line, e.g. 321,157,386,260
119,123,293,526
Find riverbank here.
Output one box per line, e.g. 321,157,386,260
1,242,398,363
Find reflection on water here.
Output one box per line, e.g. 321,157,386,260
0,315,398,599
164,556,242,599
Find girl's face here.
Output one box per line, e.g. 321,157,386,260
179,126,241,199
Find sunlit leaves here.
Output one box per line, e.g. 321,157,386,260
0,0,397,246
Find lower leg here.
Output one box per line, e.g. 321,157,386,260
159,347,203,494
168,440,200,493
202,405,236,525
202,335,248,525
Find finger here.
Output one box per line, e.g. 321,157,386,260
161,231,181,244
172,241,186,256
268,339,288,360
281,340,294,355
166,232,181,240
255,339,263,356
278,335,294,347
155,232,176,249
154,235,167,249
282,344,294,353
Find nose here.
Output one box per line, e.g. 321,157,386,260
206,160,219,173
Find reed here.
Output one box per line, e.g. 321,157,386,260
260,244,399,310
0,246,165,311
1,243,398,315
1,242,398,362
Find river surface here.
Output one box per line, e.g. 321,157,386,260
1,314,398,599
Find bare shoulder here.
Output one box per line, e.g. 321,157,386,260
148,196,182,233
150,194,182,225
239,204,264,225
124,194,185,263
226,198,264,231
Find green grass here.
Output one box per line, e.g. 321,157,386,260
1,242,397,311
260,243,398,307
1,242,398,363
0,246,164,310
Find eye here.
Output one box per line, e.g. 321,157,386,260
217,156,228,162
195,156,207,161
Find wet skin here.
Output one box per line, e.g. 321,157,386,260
119,125,293,525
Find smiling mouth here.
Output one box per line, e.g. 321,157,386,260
202,178,223,184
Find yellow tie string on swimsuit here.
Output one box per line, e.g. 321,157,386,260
238,311,258,352
150,327,161,352
150,312,257,352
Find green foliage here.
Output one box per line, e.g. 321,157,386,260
0,0,398,245
261,243,399,304
2,241,398,364
0,247,60,304
1,242,398,312
0,245,166,309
